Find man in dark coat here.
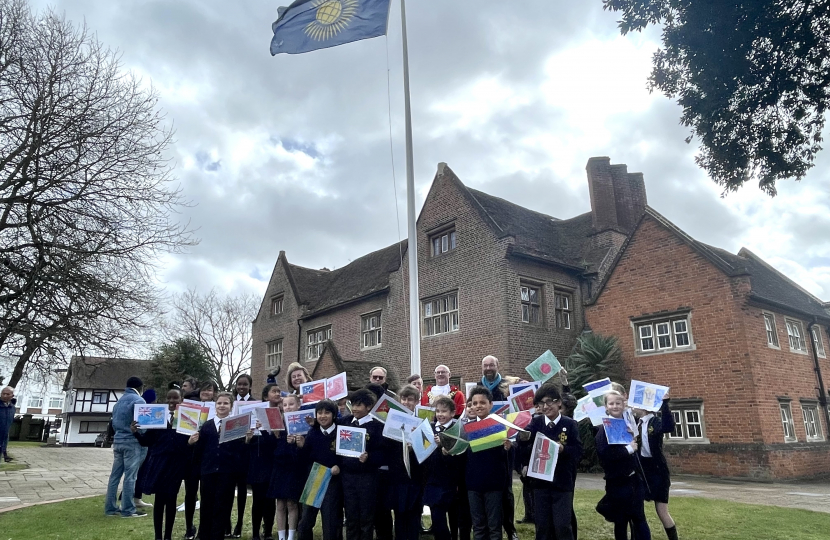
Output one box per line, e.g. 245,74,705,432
1,386,16,462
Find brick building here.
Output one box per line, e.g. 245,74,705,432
251,156,830,478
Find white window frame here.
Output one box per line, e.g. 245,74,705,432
28,396,44,409
92,391,108,404
635,314,694,355
361,311,382,349
779,401,797,442
554,291,572,330
430,228,457,257
422,292,459,337
306,326,331,360
801,402,824,442
48,396,64,409
271,295,284,316
665,403,706,442
763,312,779,348
785,319,808,354
520,284,542,324
811,326,826,358
267,340,283,370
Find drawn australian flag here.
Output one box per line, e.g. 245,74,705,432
339,428,364,454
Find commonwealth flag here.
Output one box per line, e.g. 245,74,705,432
271,0,392,55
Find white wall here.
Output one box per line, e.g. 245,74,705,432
65,415,111,445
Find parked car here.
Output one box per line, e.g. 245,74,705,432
94,432,112,448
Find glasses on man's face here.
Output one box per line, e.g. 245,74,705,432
371,375,385,381
538,399,559,407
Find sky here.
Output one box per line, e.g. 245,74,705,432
31,0,830,302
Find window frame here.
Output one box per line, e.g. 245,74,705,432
763,312,780,348
306,326,332,360
92,391,108,404
28,395,44,409
801,400,824,442
520,282,542,325
779,400,798,442
48,396,64,409
633,313,695,355
785,318,808,354
421,292,460,337
79,421,110,434
429,226,457,258
267,339,283,370
664,399,707,443
270,295,284,316
554,291,573,330
361,311,383,350
811,326,826,359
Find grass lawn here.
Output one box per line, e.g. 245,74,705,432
8,440,46,448
1,487,828,540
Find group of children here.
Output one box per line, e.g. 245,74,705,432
128,370,678,540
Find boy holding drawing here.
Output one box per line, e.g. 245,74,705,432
519,385,582,540
337,388,385,540
425,395,467,540
595,391,651,540
247,384,281,540
269,394,303,540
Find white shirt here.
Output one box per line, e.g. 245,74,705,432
236,394,253,401
357,416,373,426
544,414,562,428
639,414,654,458
213,416,222,431
321,425,335,435
430,384,451,396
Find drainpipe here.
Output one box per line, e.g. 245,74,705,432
296,319,303,365
806,320,830,439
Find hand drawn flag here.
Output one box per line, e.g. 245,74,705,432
505,411,533,438
369,394,410,423
300,380,327,404
270,0,393,56
300,462,332,508
336,425,366,457
410,419,437,464
325,372,348,401
438,420,470,456
602,417,634,445
527,433,558,482
508,387,536,413
525,350,561,383
463,417,507,452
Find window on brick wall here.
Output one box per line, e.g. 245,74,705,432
271,295,284,316
28,396,43,409
779,400,797,442
785,319,807,353
811,326,826,358
554,291,572,329
763,312,779,348
307,326,331,360
430,227,457,257
361,311,382,349
801,401,824,441
665,399,706,442
422,292,459,337
520,283,541,324
634,313,693,354
267,340,283,370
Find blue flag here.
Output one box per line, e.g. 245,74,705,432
270,0,392,55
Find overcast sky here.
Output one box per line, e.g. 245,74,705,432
33,0,830,301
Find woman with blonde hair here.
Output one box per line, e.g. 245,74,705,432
285,362,311,393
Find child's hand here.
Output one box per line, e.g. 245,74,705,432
503,439,513,450
557,442,564,454
442,448,450,456
255,420,262,430
304,416,315,426
130,420,139,433
287,435,295,444
245,429,254,443
521,466,528,477
295,435,305,448
558,367,569,385
434,434,441,445
331,465,340,475
517,431,530,441
630,441,639,452
188,432,199,445
358,452,368,463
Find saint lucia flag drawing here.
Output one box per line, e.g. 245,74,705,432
270,0,392,55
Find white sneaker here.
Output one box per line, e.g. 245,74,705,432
176,502,186,512
133,498,153,508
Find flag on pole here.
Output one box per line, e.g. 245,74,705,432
271,0,393,55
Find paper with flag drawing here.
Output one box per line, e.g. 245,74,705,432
300,463,332,508
490,402,510,416
410,419,437,464
528,433,559,482
285,409,315,436
234,401,268,429
382,409,423,443
415,405,435,422
463,417,507,452
505,411,533,439
508,381,540,397
336,425,366,458
508,386,536,414
525,350,562,383
255,407,285,432
584,378,612,398
438,421,469,456
219,412,252,444
628,380,669,412
370,393,411,423
176,403,206,435
134,404,168,429
300,379,327,405
602,417,634,445
185,399,215,420
325,372,348,401
573,395,606,426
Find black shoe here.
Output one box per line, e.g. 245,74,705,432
185,527,197,540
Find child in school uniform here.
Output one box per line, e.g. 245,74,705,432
188,392,250,540
425,395,462,540
595,391,651,540
337,389,384,540
132,388,190,540
635,398,679,540
227,374,256,538
365,383,393,540
270,394,304,540
519,384,583,540
181,381,219,540
464,386,512,540
296,399,344,540
247,384,282,540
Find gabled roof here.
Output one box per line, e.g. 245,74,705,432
311,342,401,392
63,356,152,391
286,240,407,317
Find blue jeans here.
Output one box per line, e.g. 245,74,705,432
104,440,143,516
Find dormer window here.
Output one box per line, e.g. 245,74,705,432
430,227,457,257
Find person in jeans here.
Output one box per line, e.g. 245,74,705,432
104,376,147,518
1,387,16,462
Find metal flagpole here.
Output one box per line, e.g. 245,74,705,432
400,0,421,376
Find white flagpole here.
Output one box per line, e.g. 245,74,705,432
399,0,421,376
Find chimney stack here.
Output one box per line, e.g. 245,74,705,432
586,157,647,233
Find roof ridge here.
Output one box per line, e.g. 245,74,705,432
738,247,827,306
466,186,559,221
287,239,406,276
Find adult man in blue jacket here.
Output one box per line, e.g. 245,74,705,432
0,386,16,462
104,376,146,517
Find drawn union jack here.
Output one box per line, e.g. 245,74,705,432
340,430,352,442
138,407,152,415
289,415,306,426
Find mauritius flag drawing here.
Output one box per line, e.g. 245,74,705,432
463,417,507,452
300,462,332,508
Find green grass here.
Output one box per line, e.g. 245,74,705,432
1,488,829,540
0,461,28,472
8,440,45,448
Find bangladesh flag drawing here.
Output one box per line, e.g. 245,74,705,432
525,350,561,383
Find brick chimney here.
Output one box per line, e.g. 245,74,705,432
586,157,647,234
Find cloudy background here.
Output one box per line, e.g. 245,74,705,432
32,0,830,300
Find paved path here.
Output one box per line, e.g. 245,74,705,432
2,445,830,514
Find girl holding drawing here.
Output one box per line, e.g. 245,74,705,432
183,380,220,540
188,392,250,540
246,384,281,540
270,393,304,540
595,391,651,540
634,399,679,540
131,388,190,540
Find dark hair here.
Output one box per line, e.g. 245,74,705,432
534,384,561,405
183,377,199,388
349,389,377,408
168,381,182,390
126,376,143,389
399,384,420,401
262,383,280,400
433,395,455,412
236,374,253,387
469,385,493,403
200,381,219,393
315,399,338,417
166,388,182,398
406,374,422,384
364,383,385,400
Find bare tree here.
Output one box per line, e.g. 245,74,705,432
0,0,195,386
166,289,259,391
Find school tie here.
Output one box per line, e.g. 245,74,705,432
352,419,359,427
435,425,444,433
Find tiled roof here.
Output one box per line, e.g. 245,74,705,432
63,356,152,391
